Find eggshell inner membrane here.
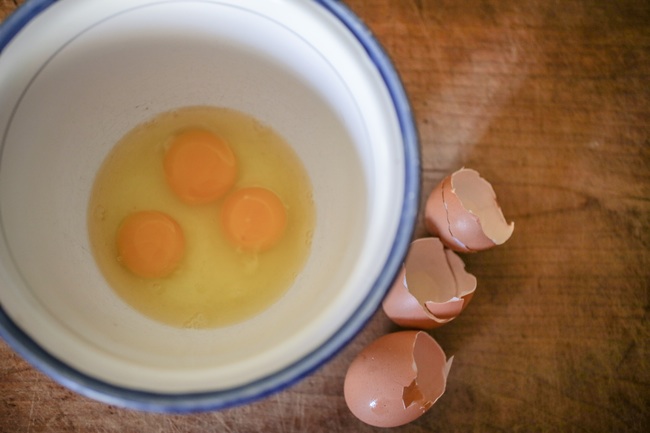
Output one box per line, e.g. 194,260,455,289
406,238,457,304
445,248,477,292
402,331,449,411
451,168,514,245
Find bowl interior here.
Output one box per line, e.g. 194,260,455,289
0,0,406,394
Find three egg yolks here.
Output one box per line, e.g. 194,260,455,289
117,129,287,278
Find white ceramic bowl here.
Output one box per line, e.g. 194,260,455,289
0,0,419,412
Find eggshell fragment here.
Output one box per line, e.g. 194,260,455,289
425,168,514,252
344,331,452,428
382,237,477,329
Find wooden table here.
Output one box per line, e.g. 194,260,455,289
1,0,648,431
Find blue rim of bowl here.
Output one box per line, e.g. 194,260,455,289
0,0,421,413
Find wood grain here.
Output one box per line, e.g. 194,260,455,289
1,0,649,431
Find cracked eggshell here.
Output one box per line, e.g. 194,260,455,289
382,238,477,329
425,168,514,252
344,331,452,428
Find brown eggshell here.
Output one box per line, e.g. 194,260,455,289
382,238,477,329
425,168,514,252
424,177,471,252
344,331,452,428
382,267,439,329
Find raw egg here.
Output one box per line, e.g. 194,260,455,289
221,187,287,252
116,210,185,279
163,128,237,205
88,106,315,328
425,168,514,252
344,331,452,428
382,237,477,329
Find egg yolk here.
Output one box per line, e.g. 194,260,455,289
221,187,288,252
116,211,185,278
164,129,237,204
